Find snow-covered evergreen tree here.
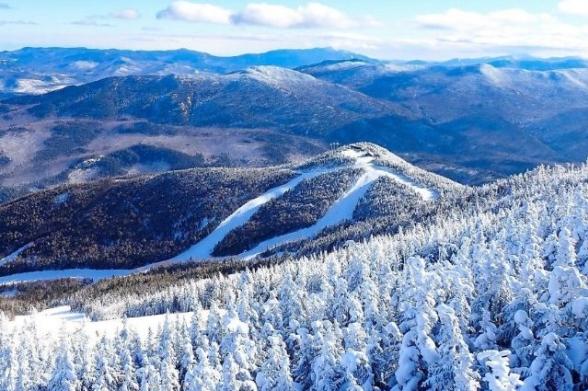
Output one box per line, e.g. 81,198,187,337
425,304,479,391
477,350,522,391
256,333,294,391
1,160,588,390
47,339,79,391
522,332,574,391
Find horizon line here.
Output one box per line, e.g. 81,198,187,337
1,45,587,63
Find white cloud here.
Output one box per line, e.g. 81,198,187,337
157,2,232,24
71,18,113,27
232,3,301,28
559,0,588,16
111,9,141,20
413,8,588,57
416,8,554,32
157,1,376,29
72,8,140,27
232,2,361,29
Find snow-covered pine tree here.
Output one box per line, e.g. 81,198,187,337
425,304,479,391
522,332,574,391
137,357,161,391
158,315,180,391
0,315,14,391
184,346,220,391
220,354,242,391
310,320,345,390
556,227,577,267
47,338,79,391
256,333,295,391
93,336,119,391
477,350,522,391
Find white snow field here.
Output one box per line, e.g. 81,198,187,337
6,305,194,341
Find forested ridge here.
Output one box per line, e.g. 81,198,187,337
0,143,457,275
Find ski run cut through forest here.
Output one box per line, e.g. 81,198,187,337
0,147,439,285
173,148,437,262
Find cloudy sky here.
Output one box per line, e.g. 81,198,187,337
2,0,588,59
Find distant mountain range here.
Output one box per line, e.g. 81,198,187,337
299,59,588,178
9,68,396,132
0,47,373,97
1,47,588,202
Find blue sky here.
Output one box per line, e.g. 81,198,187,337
1,0,588,59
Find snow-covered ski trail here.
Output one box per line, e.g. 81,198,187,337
342,148,437,201
239,169,379,259
238,149,437,259
0,268,132,285
0,243,33,267
145,167,338,268
0,147,439,283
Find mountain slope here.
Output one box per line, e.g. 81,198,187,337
0,68,397,202
301,60,588,131
3,55,588,196
0,143,459,282
7,68,397,134
0,115,326,203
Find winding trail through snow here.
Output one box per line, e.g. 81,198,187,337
342,148,437,201
240,149,436,258
0,148,438,284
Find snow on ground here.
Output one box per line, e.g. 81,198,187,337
480,64,511,88
142,147,437,264
241,66,317,90
240,167,382,259
161,167,338,264
342,148,437,201
0,268,132,286
376,165,437,201
6,306,194,341
13,78,68,94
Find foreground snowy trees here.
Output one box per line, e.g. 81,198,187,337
1,163,588,390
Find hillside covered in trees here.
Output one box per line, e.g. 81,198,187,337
0,144,457,280
0,157,587,390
